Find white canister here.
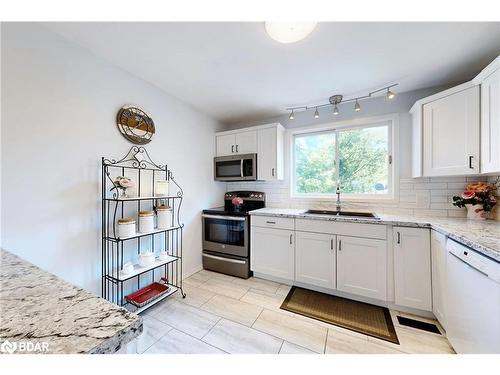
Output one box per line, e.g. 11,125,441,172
157,205,172,229
117,218,136,238
155,180,169,197
138,211,155,233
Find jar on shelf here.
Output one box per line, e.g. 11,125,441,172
117,217,136,238
157,205,172,229
155,180,169,197
138,211,155,233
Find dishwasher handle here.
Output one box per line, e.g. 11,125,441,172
448,251,489,278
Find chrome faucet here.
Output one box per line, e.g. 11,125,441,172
336,181,341,212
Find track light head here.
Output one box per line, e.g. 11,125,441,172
333,105,339,115
289,110,295,120
314,107,319,119
354,99,361,112
386,88,396,99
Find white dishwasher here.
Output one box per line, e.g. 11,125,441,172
446,239,500,354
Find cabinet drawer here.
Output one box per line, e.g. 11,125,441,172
251,215,294,230
295,218,386,240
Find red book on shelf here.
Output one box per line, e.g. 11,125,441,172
125,282,170,307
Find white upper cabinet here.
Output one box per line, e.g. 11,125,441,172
422,85,480,176
295,231,336,289
216,130,257,156
257,124,284,180
215,123,283,180
235,130,258,154
394,227,432,311
478,58,500,174
411,56,500,177
336,235,388,301
216,133,236,156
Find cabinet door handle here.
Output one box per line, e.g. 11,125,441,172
266,221,276,224
397,232,401,244
330,238,334,250
469,155,474,169
272,168,275,177
236,144,239,153
289,234,293,245
338,239,342,251
231,145,234,153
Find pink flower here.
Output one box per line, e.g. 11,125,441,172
461,191,475,199
490,196,498,204
232,197,244,206
119,178,135,188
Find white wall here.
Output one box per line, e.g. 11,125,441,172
1,23,225,294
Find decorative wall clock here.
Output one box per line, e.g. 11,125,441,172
116,105,155,144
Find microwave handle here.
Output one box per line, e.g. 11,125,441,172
240,159,244,177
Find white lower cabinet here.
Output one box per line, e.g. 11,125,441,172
295,231,336,289
336,235,388,301
250,226,294,281
431,230,447,329
394,227,432,311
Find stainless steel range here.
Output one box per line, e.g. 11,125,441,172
202,191,265,278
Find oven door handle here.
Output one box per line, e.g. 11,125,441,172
203,253,247,264
202,214,247,221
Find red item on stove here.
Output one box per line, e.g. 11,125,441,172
125,282,170,307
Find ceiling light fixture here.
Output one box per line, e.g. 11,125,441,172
265,22,317,44
386,88,396,99
285,84,398,119
354,99,361,112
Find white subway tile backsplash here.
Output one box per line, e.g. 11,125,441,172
226,174,499,218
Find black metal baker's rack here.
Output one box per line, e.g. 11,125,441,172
102,146,185,313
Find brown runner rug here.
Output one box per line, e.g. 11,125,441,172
281,286,399,344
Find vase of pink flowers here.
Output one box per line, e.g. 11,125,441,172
232,197,244,211
452,180,499,220
111,176,136,199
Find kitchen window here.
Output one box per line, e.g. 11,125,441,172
292,119,394,200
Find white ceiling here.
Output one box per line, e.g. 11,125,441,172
43,22,500,124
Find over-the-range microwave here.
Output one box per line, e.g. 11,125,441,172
214,153,257,181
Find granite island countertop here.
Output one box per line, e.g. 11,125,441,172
249,208,500,262
0,249,143,354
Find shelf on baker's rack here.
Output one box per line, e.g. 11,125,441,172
104,195,181,202
109,255,179,282
124,284,178,314
104,226,182,242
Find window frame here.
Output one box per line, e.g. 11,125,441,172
289,114,398,202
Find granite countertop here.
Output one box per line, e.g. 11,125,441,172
0,250,142,354
249,208,500,262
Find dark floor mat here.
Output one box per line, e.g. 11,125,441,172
280,286,399,344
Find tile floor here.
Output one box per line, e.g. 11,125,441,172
129,270,455,354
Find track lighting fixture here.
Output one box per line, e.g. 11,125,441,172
354,99,361,112
285,83,397,119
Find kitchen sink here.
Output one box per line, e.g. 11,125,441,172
304,209,379,219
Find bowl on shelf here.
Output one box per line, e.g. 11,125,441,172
121,262,134,275
158,250,169,261
138,251,155,268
